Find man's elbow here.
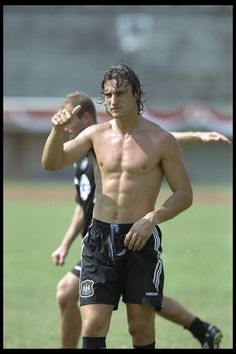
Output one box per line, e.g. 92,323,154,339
41,158,59,171
185,188,193,209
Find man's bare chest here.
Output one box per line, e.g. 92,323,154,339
94,135,159,173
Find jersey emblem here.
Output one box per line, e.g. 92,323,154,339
80,157,88,171
79,174,91,201
80,279,94,298
74,176,79,185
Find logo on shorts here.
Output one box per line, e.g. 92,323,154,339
80,279,94,298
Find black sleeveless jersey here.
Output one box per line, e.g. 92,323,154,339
74,152,95,237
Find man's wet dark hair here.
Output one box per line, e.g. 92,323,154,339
99,64,146,116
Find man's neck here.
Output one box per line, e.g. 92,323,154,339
113,114,141,135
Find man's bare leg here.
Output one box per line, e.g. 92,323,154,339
80,304,113,348
127,303,156,348
56,272,81,348
159,295,223,348
160,295,195,327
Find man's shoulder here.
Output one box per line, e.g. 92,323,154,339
143,118,174,138
89,120,112,133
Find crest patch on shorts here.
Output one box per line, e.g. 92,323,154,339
80,279,94,298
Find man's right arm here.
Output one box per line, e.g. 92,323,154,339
41,126,65,170
42,106,92,170
51,204,85,266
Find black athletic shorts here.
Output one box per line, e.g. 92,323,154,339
71,261,81,277
79,218,164,311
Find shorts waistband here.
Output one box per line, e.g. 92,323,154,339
92,218,133,231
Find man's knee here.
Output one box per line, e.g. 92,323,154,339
128,321,155,345
56,277,78,308
82,311,111,337
82,310,111,337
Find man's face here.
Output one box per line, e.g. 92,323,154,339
103,79,137,118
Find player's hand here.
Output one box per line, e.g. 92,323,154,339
124,218,155,251
51,105,81,129
200,132,231,145
51,246,68,266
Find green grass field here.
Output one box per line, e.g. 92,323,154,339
3,181,232,349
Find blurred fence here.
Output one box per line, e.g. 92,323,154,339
3,97,232,182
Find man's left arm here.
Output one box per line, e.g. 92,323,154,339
172,131,231,146
148,135,193,225
124,134,193,251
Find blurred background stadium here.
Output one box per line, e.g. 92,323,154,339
3,5,232,182
3,5,233,349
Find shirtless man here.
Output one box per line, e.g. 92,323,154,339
52,92,227,349
42,64,194,348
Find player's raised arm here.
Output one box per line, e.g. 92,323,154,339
42,105,92,170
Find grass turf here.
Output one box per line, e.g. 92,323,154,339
3,183,232,348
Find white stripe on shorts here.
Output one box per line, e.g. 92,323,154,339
152,227,163,293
